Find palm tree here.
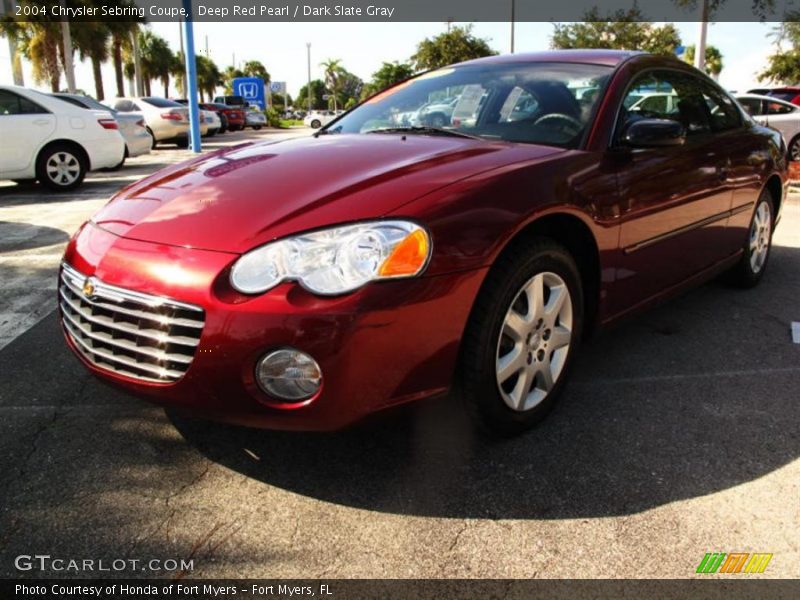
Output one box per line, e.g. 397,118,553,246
242,60,270,82
105,2,142,97
1,0,25,85
16,22,62,92
684,44,724,78
72,22,110,100
137,30,175,97
195,56,222,102
320,58,343,111
223,65,244,94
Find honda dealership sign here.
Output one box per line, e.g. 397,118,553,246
232,77,266,109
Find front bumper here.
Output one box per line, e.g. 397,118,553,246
61,223,486,430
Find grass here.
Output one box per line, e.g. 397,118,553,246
279,119,305,128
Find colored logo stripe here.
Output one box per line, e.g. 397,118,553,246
697,553,772,574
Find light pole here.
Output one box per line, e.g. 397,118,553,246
182,0,202,152
510,0,515,53
694,0,709,72
306,42,312,113
59,0,76,92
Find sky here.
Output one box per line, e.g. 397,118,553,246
0,21,783,100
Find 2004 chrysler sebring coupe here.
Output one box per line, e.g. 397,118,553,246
59,51,786,435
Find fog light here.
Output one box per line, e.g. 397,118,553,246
256,349,322,401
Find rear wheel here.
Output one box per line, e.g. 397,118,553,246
457,238,583,436
36,143,87,191
726,189,774,288
147,127,157,149
788,135,800,162
310,119,321,128
253,125,262,131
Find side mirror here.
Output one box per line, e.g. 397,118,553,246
622,118,686,147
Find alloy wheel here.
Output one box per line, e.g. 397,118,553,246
496,272,573,412
749,200,772,274
46,152,81,186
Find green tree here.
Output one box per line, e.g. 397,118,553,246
105,2,142,97
361,61,415,100
320,58,343,111
242,59,270,83
195,55,222,102
682,44,723,77
136,30,175,97
16,21,62,91
296,79,326,110
551,8,682,55
759,22,800,84
222,65,245,94
411,25,497,71
72,20,110,100
335,67,363,109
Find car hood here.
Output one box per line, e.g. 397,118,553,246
92,134,562,254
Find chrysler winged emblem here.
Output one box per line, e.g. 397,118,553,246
82,277,96,298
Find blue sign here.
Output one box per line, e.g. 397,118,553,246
233,77,266,109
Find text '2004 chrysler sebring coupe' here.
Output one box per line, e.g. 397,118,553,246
60,51,786,435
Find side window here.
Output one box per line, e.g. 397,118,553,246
620,70,724,139
498,87,539,122
113,100,131,112
131,103,142,111
699,82,741,131
766,101,795,115
738,98,763,116
0,90,20,115
18,96,48,114
0,91,47,115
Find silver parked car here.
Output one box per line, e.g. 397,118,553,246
107,97,199,148
52,93,152,168
245,106,267,130
736,93,800,161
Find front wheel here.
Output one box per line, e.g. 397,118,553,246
457,238,583,436
310,119,321,128
726,190,774,288
253,125,262,131
788,135,800,162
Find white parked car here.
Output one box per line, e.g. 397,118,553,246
0,85,125,190
107,96,200,148
303,110,337,129
736,93,800,160
52,93,152,164
202,109,221,136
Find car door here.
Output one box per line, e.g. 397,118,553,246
611,69,734,307
761,99,800,157
0,89,56,174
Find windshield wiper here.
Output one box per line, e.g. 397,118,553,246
366,126,484,140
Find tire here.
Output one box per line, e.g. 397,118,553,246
147,127,157,149
108,146,128,171
427,113,448,128
726,189,775,288
35,143,87,192
253,125,262,131
457,238,584,436
788,135,800,162
310,119,321,128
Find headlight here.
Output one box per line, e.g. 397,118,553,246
230,220,431,296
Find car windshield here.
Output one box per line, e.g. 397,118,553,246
325,61,612,148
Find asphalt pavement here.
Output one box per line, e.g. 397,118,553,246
0,128,798,579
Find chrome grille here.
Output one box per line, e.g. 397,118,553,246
59,263,205,383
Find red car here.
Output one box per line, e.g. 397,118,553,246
202,102,245,131
60,51,786,435
748,86,800,106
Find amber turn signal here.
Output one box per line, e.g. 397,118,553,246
379,228,430,277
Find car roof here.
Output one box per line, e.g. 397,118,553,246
737,93,798,107
457,49,646,68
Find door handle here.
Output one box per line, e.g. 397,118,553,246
33,118,50,126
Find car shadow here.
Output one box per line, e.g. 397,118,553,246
170,241,800,519
0,221,70,252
